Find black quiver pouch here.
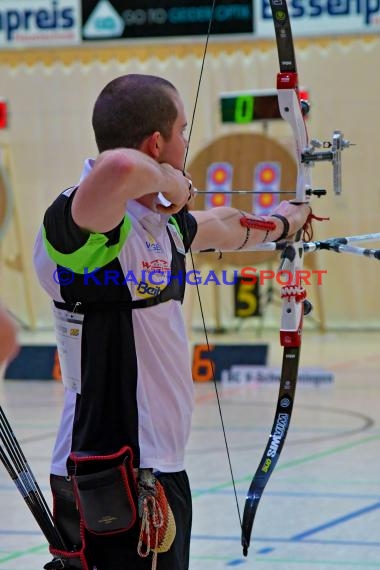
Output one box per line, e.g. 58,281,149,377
45,474,88,570
69,445,137,535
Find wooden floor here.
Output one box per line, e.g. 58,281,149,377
0,328,379,569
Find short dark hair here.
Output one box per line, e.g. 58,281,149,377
92,74,179,152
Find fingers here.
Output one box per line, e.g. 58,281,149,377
185,177,197,208
158,169,197,213
271,200,312,237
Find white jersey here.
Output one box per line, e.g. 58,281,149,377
33,160,197,475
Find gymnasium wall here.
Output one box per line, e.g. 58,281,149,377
0,37,379,330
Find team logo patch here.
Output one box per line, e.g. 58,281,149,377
141,259,171,272
145,235,162,252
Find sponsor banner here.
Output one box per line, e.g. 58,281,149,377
5,345,59,380
0,0,81,48
192,343,268,382
81,0,254,41
221,365,334,385
256,0,380,37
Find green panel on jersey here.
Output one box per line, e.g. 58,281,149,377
169,216,183,239
42,215,132,273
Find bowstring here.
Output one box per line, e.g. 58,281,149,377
182,0,242,528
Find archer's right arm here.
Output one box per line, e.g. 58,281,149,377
71,149,191,234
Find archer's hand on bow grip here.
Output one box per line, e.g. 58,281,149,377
271,201,312,240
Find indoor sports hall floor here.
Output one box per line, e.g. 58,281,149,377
1,328,379,570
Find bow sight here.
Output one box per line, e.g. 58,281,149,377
302,130,352,196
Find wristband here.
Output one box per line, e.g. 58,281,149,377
270,214,290,242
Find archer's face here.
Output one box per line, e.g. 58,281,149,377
158,93,188,170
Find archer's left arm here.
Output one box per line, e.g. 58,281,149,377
190,202,310,252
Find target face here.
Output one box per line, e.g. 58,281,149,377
253,162,281,215
210,193,228,207
211,165,229,184
206,162,233,209
258,165,277,185
258,192,276,209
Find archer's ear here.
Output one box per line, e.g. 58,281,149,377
142,131,162,160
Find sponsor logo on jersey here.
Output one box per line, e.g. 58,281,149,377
145,236,162,252
141,259,171,272
136,280,166,299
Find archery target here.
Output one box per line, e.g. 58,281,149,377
205,162,233,209
253,162,280,216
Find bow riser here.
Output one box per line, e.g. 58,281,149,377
276,71,310,344
278,243,304,344
280,297,303,347
277,75,311,202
